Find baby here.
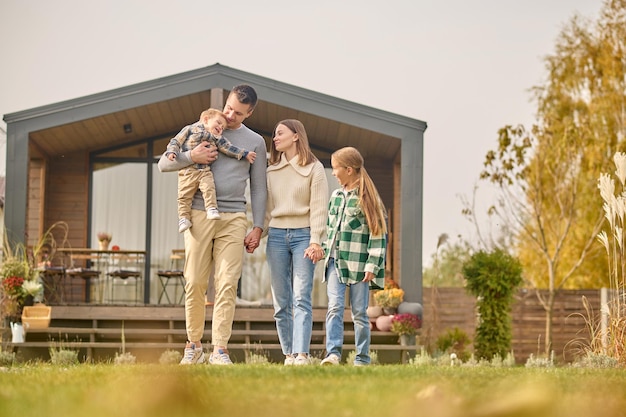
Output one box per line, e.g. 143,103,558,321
166,108,256,232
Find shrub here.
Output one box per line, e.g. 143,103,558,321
346,350,378,365
436,327,472,361
159,350,182,365
114,352,136,365
0,351,16,367
462,248,523,360
49,347,79,366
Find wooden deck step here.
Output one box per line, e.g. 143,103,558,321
8,305,419,364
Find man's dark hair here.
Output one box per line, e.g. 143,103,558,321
231,84,258,110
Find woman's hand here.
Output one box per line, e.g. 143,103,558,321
304,243,324,263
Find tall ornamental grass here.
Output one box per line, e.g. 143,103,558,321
594,152,626,362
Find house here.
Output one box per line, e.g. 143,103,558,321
0,176,4,250
3,63,427,305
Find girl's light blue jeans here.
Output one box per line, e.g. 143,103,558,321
325,258,371,365
266,227,315,355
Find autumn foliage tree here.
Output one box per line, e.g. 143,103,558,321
476,0,626,355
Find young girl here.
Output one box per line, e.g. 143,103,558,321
318,147,387,366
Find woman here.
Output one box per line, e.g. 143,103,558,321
318,146,387,366
265,119,329,365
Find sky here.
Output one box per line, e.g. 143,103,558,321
0,0,604,267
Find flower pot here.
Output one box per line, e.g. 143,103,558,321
24,294,35,307
375,315,394,332
367,305,383,318
99,240,110,251
399,334,416,346
398,301,423,319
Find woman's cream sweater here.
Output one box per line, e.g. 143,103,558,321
266,154,329,245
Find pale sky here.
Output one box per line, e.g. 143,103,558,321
0,0,604,266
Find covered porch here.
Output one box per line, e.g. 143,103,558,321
3,63,427,305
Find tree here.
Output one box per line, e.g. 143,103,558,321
422,237,472,287
476,0,626,355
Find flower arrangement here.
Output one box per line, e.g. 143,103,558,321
1,266,43,321
97,232,112,242
22,279,44,298
390,313,421,336
2,276,25,299
374,287,404,309
1,257,33,319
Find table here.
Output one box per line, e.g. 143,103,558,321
57,248,146,304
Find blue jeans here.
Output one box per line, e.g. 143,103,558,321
325,258,371,365
266,227,315,355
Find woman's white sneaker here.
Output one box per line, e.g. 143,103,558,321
320,354,340,366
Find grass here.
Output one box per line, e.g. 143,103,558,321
1,364,626,417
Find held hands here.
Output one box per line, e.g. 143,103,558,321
246,151,257,164
304,243,324,263
244,227,263,253
167,153,176,161
191,143,218,165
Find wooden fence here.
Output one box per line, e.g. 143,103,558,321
422,287,600,363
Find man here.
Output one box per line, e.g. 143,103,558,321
158,84,267,364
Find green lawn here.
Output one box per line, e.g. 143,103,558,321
1,364,625,417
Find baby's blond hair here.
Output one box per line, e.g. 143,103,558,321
200,108,226,122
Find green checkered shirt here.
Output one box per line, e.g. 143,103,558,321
322,187,386,289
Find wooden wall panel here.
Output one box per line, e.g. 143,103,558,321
26,159,46,245
43,152,90,249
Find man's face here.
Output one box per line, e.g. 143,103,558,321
222,94,253,129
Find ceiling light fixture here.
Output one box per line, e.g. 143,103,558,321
123,123,132,133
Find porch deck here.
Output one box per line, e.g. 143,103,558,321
7,305,417,364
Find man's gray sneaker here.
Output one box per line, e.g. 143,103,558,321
209,349,233,365
180,343,205,365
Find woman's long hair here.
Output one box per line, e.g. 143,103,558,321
269,119,317,166
331,147,387,236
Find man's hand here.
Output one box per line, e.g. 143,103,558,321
244,227,263,253
191,143,218,165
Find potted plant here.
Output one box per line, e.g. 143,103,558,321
390,313,421,346
1,254,34,323
1,261,43,323
1,222,67,327
97,232,112,251
373,287,404,314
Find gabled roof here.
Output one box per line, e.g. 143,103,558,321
3,63,426,161
3,63,427,302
